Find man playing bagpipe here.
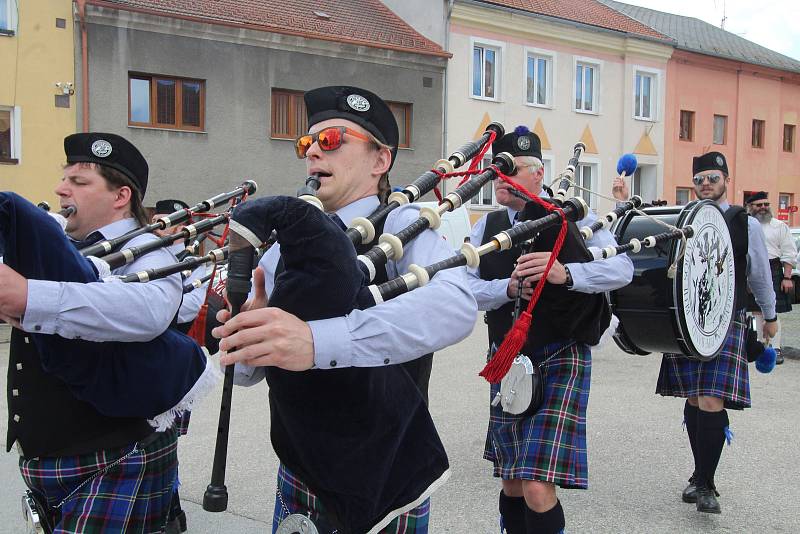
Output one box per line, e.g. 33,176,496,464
212,85,477,533
0,133,215,532
656,152,777,514
467,127,633,534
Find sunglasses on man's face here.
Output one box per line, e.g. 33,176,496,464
692,173,724,186
294,126,372,159
751,202,770,208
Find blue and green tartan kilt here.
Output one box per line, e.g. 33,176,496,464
483,341,592,490
656,309,750,409
19,428,178,534
272,463,430,534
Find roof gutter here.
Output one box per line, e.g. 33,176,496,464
85,0,453,59
458,0,674,46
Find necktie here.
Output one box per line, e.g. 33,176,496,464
329,213,347,232
71,231,104,250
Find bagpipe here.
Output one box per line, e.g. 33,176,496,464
79,180,256,257
0,192,220,430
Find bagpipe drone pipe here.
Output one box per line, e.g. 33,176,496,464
0,192,217,430
205,195,449,533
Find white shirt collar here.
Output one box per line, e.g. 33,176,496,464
334,196,380,227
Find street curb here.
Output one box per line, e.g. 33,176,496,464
0,324,9,344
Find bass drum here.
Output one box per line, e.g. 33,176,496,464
610,200,736,361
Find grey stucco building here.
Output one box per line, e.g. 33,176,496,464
76,1,449,205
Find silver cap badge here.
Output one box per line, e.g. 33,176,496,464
91,140,112,158
346,94,370,112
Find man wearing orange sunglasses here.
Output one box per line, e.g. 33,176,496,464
213,86,476,532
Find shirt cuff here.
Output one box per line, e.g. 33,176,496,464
308,316,354,369
21,280,63,335
564,262,587,292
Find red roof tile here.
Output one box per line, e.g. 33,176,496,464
87,0,450,58
477,0,668,40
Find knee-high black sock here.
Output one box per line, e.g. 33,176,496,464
684,401,700,478
696,409,729,489
499,491,526,534
524,499,565,534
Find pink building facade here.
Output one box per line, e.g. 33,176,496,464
664,50,800,225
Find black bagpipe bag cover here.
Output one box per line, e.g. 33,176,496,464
0,192,207,419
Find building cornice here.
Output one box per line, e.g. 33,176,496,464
672,49,800,86
83,3,448,71
452,2,673,62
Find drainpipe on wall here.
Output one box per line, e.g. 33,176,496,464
442,0,454,194
76,0,89,132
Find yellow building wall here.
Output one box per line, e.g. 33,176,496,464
0,0,76,206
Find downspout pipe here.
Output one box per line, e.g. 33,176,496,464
76,0,89,132
443,0,454,193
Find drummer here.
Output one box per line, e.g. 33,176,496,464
655,151,776,514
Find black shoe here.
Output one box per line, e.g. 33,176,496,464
682,475,697,503
776,349,785,365
165,511,187,533
682,483,697,503
696,486,721,514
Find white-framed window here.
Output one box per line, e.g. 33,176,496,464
633,67,658,121
541,155,554,188
0,0,17,34
676,187,692,205
524,48,555,108
0,105,20,164
632,165,657,203
471,154,498,208
471,38,503,101
574,57,600,114
576,161,599,208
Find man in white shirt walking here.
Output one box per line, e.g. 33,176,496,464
746,191,797,364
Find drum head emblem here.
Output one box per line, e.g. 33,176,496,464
678,203,736,357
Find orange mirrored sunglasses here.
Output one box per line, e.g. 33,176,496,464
294,126,372,159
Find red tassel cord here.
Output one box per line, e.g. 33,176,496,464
478,173,568,383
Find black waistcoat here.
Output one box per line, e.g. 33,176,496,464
481,210,523,349
724,205,749,311
7,329,153,459
480,205,611,352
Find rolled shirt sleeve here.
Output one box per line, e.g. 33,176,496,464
747,217,777,319
566,210,634,293
23,223,182,342
309,204,477,369
467,212,514,311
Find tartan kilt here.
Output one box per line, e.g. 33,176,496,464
656,309,750,409
174,411,191,436
272,463,430,534
483,341,592,490
19,428,178,534
747,259,792,313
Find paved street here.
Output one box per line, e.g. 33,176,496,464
1,316,798,533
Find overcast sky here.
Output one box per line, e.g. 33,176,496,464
618,0,800,61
